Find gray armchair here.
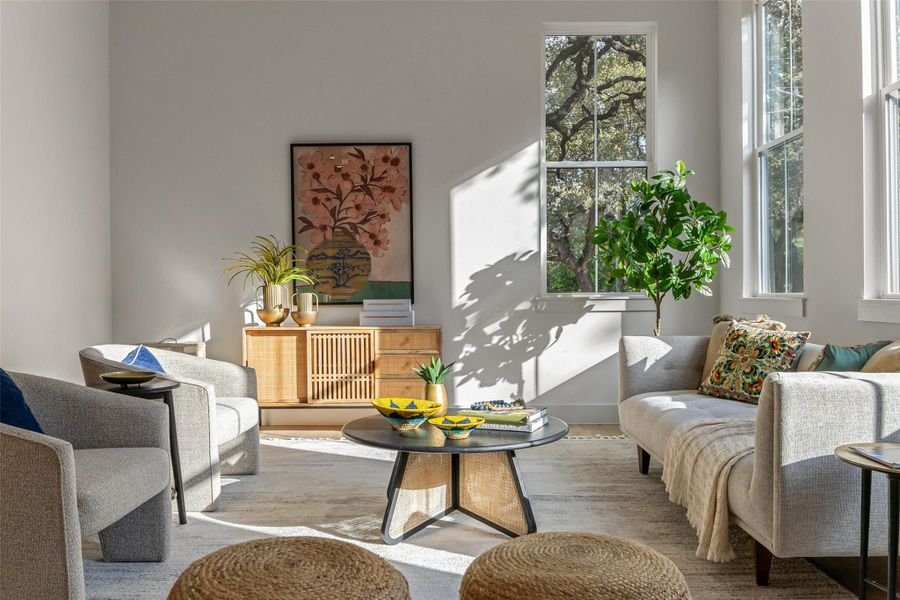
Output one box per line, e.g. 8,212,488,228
0,373,171,600
79,345,259,512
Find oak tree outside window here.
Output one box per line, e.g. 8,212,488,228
756,0,804,294
880,0,900,296
543,27,654,294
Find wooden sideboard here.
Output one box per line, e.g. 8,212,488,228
242,326,441,407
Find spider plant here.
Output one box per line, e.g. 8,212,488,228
413,357,455,385
224,235,316,288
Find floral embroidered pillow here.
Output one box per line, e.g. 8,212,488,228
699,322,810,404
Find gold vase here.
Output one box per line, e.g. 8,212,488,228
425,383,448,417
291,292,319,327
256,284,289,327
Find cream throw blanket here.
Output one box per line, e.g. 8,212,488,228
661,418,755,562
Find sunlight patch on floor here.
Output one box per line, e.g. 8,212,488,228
261,437,395,462
188,512,475,575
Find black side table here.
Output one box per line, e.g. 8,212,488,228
93,379,187,525
836,443,900,600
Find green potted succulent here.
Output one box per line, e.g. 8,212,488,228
591,162,733,336
224,235,315,327
413,357,455,417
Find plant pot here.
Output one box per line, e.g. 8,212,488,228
425,383,448,417
291,292,318,327
256,284,289,327
306,230,371,302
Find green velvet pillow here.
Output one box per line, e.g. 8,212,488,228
809,341,893,371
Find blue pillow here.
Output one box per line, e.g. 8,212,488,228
0,368,43,433
122,345,165,373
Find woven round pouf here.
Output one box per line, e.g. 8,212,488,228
459,532,691,600
167,536,410,600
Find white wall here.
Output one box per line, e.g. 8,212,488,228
0,1,111,381
109,1,721,421
718,0,900,342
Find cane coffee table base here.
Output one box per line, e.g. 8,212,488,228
383,451,535,544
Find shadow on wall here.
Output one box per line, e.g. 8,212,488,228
452,251,582,399
446,143,639,412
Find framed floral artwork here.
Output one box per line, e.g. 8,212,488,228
290,143,413,304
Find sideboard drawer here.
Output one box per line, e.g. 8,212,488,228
377,378,427,399
376,354,438,378
377,329,440,352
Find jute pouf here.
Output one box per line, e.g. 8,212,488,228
167,536,410,600
459,532,691,600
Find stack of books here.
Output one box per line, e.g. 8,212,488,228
358,299,414,326
458,399,548,433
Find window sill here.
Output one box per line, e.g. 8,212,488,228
738,295,806,318
533,295,655,313
857,298,900,323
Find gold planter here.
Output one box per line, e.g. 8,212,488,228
291,292,319,327
425,383,448,417
256,284,289,327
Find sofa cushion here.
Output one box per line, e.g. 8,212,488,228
863,340,900,373
809,341,893,371
699,322,809,404
701,315,786,383
216,397,259,444
74,447,170,534
619,390,757,459
795,342,824,371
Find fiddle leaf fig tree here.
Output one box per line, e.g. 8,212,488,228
591,161,734,336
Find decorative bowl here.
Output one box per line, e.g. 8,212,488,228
100,370,156,387
371,397,442,431
428,415,486,440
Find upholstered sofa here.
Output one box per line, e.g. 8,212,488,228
0,373,171,600
79,345,260,512
618,335,900,584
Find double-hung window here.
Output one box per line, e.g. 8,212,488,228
542,25,655,294
879,0,900,296
755,0,804,294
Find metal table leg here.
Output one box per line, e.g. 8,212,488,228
860,469,872,600
164,390,187,525
889,474,899,600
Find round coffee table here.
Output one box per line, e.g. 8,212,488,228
342,415,568,544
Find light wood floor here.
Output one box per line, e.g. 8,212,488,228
261,423,622,439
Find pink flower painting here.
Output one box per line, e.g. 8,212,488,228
291,144,412,303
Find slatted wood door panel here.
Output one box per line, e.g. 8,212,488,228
307,331,375,404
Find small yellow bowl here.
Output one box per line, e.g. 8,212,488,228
371,397,442,431
428,415,486,440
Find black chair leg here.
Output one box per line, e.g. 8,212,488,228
637,446,650,475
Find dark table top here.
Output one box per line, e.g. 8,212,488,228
92,378,180,396
342,414,569,453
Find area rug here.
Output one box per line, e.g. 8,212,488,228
82,436,852,599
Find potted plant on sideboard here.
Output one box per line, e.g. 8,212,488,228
591,161,734,336
413,357,454,417
224,235,316,327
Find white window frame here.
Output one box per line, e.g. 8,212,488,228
539,23,657,299
878,0,900,299
752,0,805,298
